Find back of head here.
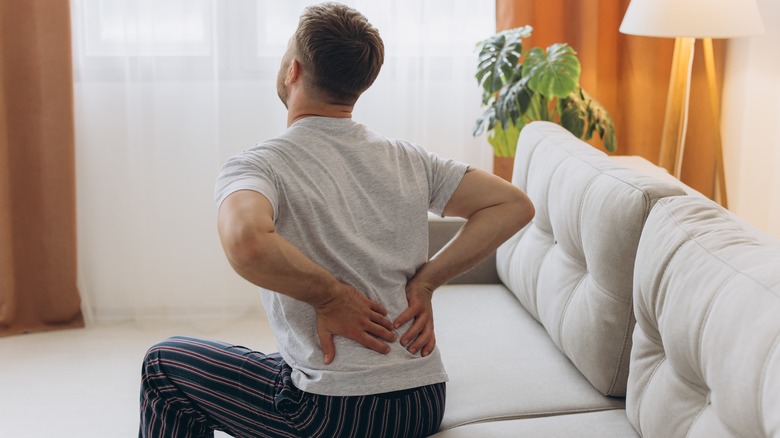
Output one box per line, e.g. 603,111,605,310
294,2,384,104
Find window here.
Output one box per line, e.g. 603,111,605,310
82,0,213,56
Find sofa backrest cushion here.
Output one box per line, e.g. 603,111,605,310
628,196,780,437
496,122,685,396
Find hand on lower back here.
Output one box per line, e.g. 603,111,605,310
393,281,436,357
315,283,396,364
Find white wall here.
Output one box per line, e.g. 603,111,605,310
722,0,780,239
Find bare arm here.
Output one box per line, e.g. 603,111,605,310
394,168,534,356
217,190,396,364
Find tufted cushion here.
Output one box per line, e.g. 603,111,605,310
628,196,780,437
497,122,685,396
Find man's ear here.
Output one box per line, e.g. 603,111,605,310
286,59,301,86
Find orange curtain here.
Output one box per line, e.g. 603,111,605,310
496,0,725,198
0,1,83,336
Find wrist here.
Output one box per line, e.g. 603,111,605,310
308,278,343,309
407,277,438,296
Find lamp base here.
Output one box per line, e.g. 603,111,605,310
702,38,729,209
659,37,696,179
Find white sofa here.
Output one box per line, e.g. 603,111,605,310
429,122,780,437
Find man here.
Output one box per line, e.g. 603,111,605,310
139,3,533,437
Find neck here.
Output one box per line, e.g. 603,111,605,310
287,103,353,127
284,86,355,127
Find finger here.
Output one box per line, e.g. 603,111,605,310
400,311,427,346
393,306,417,329
407,323,433,355
421,333,436,357
356,332,391,355
367,320,396,342
318,326,335,365
369,311,395,332
368,300,388,316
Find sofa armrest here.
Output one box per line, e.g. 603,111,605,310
628,196,780,437
428,214,500,284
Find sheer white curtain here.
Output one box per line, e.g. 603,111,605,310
71,0,495,326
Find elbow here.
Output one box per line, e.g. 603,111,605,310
509,189,535,233
219,224,270,272
226,238,263,270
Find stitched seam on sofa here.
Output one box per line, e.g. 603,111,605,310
645,201,694,343
692,245,780,295
758,330,780,436
661,198,780,293
587,163,682,204
559,274,588,351
635,355,667,434
642,203,735,401
696,270,737,394
535,235,559,319
728,265,780,297
599,172,660,209
645,240,720,394
555,137,684,207
518,135,565,238
588,275,631,305
577,170,600,261
444,407,626,430
608,305,636,395
557,144,661,211
541,152,569,237
522,130,545,191
554,243,587,269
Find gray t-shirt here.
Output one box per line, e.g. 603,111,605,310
215,116,468,396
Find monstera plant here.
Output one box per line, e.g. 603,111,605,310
474,26,617,158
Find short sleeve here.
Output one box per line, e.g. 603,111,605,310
214,150,279,220
419,148,469,217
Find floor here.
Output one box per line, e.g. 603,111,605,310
0,312,275,437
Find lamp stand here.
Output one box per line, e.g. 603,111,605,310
659,37,696,179
702,38,728,208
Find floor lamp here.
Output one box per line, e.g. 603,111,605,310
619,0,764,208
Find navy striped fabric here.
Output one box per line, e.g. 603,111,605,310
140,337,445,437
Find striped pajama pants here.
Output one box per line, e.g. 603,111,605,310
139,336,446,438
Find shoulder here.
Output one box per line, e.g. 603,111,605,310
224,137,293,169
383,137,431,160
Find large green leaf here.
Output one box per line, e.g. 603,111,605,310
561,102,585,139
475,26,532,98
494,73,532,128
559,89,618,152
522,44,581,98
473,106,496,137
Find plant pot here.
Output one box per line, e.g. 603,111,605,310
493,155,514,182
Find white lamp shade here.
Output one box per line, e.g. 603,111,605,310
620,0,765,39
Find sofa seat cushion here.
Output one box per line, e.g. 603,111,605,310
430,409,638,437
498,122,685,396
433,284,624,431
628,196,780,437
